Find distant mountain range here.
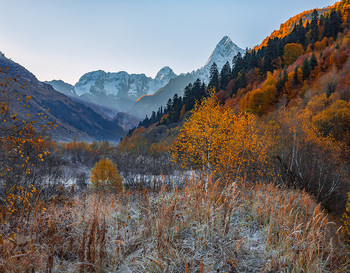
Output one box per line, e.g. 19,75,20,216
47,66,178,117
130,36,244,117
0,54,125,141
47,36,244,119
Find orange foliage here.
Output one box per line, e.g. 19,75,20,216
90,158,124,191
310,98,350,144
118,127,148,154
171,90,274,183
283,43,304,67
241,72,278,115
255,7,331,50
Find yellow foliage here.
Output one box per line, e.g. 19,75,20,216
241,72,278,115
171,90,274,183
4,184,37,216
311,99,350,144
283,43,304,66
90,158,124,192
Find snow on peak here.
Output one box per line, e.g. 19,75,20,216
155,66,176,81
205,36,244,68
192,36,244,82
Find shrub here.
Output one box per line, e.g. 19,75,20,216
90,158,123,192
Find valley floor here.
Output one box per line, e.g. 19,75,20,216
0,177,348,272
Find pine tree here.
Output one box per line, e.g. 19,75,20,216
324,10,342,39
310,53,318,70
232,52,244,78
276,68,288,93
310,9,319,42
166,98,172,113
236,71,247,89
183,83,193,110
220,61,232,90
209,63,219,90
192,79,202,102
302,58,311,80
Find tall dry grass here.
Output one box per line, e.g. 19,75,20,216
0,178,347,272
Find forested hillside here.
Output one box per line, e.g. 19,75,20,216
123,0,350,212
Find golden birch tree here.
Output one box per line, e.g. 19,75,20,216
171,91,274,184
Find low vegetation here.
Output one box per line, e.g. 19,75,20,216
0,178,347,272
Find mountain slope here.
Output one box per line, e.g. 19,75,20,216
0,54,125,141
130,73,196,118
129,36,244,118
45,80,77,97
48,37,243,119
255,7,332,50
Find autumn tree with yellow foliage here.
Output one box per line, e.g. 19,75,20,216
90,158,124,192
283,43,304,66
171,90,274,184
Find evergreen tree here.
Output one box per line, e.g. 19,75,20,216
310,53,318,70
201,82,207,98
236,71,247,90
209,62,219,90
324,10,342,39
319,14,325,26
150,111,156,124
183,83,193,110
168,94,182,123
220,61,232,90
232,52,245,78
192,79,203,102
302,58,311,80
263,38,280,73
166,98,172,114
310,9,319,42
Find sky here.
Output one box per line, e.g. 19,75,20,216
0,0,337,84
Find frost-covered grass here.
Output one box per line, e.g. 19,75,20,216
0,177,347,272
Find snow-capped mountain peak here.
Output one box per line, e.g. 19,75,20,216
67,66,177,112
155,66,176,81
48,35,242,117
192,36,244,82
205,36,243,68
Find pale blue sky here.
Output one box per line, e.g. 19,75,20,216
0,0,336,84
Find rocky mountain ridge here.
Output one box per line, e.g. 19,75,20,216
47,36,243,119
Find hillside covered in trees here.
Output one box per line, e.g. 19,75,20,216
122,0,350,211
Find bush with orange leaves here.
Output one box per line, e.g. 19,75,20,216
90,158,124,192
